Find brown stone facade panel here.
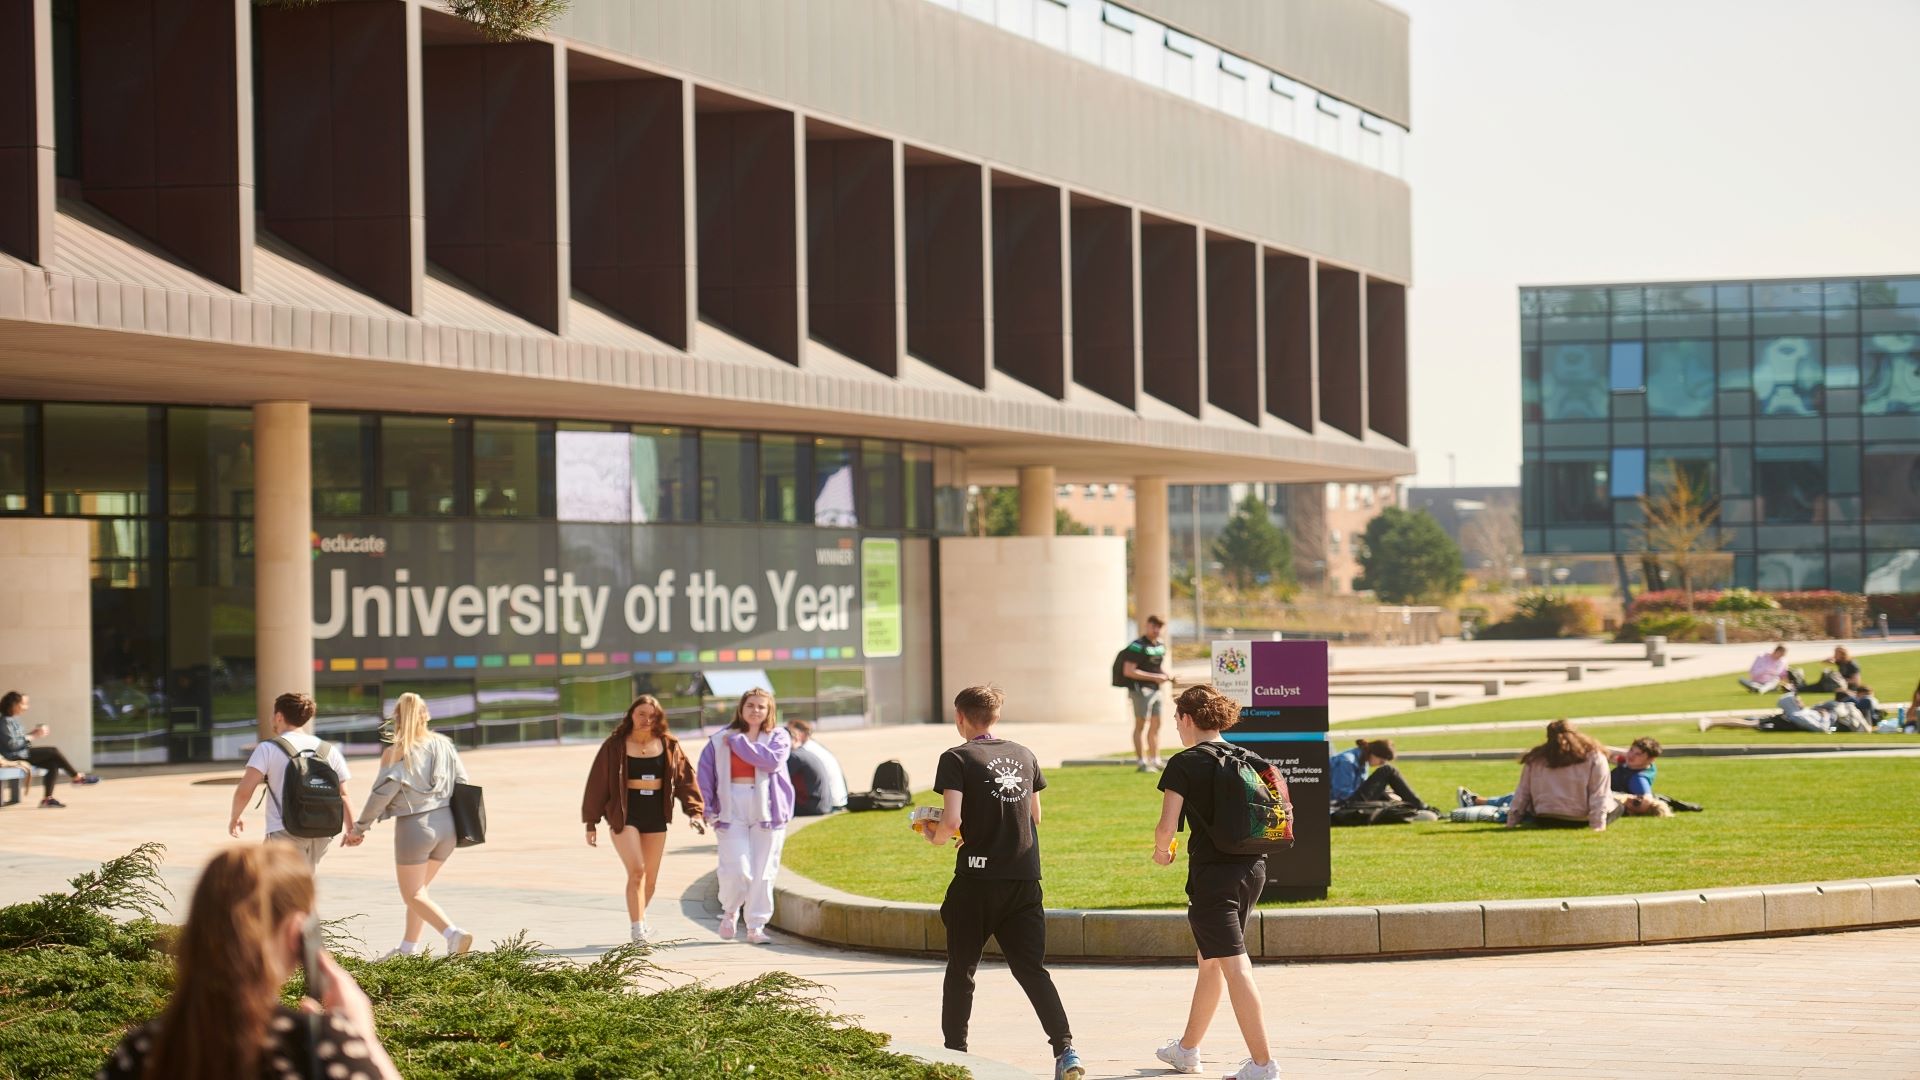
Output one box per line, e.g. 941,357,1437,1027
1206,233,1258,424
696,108,801,363
904,161,986,388
1069,201,1134,408
806,134,897,374
1141,219,1199,416
570,75,688,348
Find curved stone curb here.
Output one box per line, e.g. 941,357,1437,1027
770,870,1920,961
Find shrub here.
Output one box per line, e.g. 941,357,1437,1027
1616,608,1821,644
1769,591,1868,620
1480,589,1600,639
1871,593,1920,626
1,848,965,1080
1707,587,1779,613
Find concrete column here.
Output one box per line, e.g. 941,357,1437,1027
1018,465,1056,537
253,402,314,739
1132,475,1170,626
0,520,92,771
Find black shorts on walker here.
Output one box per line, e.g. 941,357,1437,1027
1185,857,1265,959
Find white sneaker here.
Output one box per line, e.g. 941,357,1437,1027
719,912,738,940
1155,1037,1202,1074
1224,1058,1278,1080
444,927,474,956
631,922,652,943
746,927,771,945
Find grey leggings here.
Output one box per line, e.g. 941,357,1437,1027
393,805,457,865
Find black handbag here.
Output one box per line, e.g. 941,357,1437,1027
450,781,487,847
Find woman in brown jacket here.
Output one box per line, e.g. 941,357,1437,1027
583,694,704,942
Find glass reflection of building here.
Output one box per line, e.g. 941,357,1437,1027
1520,276,1920,592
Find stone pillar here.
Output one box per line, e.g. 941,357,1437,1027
253,402,314,738
0,520,92,771
1017,465,1056,537
1132,475,1170,625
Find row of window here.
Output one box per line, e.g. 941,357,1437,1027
1524,444,1920,525
1056,483,1132,500
1522,279,1920,317
928,0,1408,179
0,403,967,534
1525,334,1920,421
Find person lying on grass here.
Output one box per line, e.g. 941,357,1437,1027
1606,737,1660,797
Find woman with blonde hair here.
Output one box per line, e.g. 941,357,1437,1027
346,692,475,957
99,844,401,1080
583,694,705,942
695,688,794,944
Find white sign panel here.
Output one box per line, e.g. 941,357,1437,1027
1210,640,1253,707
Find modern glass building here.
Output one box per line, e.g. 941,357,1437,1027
0,0,1414,768
1520,276,1920,591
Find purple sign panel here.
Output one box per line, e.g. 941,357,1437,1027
1230,639,1330,901
1250,640,1330,710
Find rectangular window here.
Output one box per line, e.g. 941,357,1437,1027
700,432,758,524
905,443,934,532
1645,340,1715,417
381,416,458,516
1863,335,1920,415
472,419,541,519
44,403,151,516
1863,447,1920,521
1099,3,1133,73
1267,73,1297,137
630,427,696,524
168,407,253,518
759,434,811,524
1542,343,1609,420
861,439,902,529
1754,446,1825,523
1609,448,1646,500
813,437,858,527
556,429,632,523
1649,449,1715,502
1754,336,1824,416
0,403,34,512
312,413,369,515
1608,341,1645,391
1543,460,1608,523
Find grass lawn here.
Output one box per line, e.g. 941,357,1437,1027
1335,648,1920,730
785,757,1920,910
1381,723,1920,754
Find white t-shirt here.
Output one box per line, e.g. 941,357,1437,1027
245,732,352,836
799,740,849,808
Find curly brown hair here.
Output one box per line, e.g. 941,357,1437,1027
1175,684,1241,731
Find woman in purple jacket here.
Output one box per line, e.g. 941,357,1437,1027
696,688,794,944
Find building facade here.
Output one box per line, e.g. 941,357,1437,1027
1520,277,1920,592
0,0,1414,768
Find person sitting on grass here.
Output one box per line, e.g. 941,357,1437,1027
1327,738,1434,812
1607,737,1660,796
1455,720,1620,831
1738,645,1802,694
1812,646,1862,693
1701,690,1833,734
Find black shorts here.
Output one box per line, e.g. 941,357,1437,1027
1185,858,1265,959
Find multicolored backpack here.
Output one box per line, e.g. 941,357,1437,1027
1191,740,1294,855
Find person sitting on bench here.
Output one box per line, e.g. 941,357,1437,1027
1738,646,1802,694
0,690,100,808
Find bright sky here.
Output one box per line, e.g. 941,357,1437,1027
1398,0,1920,487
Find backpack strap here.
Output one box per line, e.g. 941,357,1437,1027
263,736,308,813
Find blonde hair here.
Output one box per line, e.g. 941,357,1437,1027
389,691,436,763
145,845,315,1078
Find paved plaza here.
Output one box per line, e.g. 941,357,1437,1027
5,718,1919,1079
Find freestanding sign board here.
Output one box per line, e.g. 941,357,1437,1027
1211,639,1330,901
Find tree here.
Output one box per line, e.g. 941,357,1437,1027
970,487,1088,537
1460,505,1523,589
1636,460,1727,610
1354,507,1464,603
1212,494,1294,590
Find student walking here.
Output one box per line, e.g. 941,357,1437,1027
1119,615,1175,772
1151,684,1278,1080
696,688,794,944
228,691,353,867
0,690,100,807
345,692,476,958
582,694,705,942
920,685,1083,1080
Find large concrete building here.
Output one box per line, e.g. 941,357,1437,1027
0,0,1413,767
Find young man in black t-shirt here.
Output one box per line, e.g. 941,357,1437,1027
1150,684,1276,1080
923,685,1084,1080
1122,615,1174,772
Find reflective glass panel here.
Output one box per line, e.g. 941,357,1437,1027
381,416,457,516
862,439,902,529
1863,448,1920,521
1865,549,1920,592
760,434,810,524
1645,340,1715,418
168,407,252,519
700,432,758,524
472,419,540,518
1541,343,1608,419
905,443,935,531
1754,445,1824,523
44,403,150,516
556,430,632,523
0,403,32,512
1758,551,1825,589
1650,449,1715,501
1754,336,1824,416
1863,333,1920,415
632,427,697,524
1544,460,1608,522
312,413,369,515
1608,341,1644,391
1609,448,1646,500
813,438,858,527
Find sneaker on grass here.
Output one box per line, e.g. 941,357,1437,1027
1456,786,1479,808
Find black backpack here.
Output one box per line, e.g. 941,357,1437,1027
1187,741,1294,855
271,737,345,839
1111,646,1133,688
847,759,912,812
1331,800,1430,827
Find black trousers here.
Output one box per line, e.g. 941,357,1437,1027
1349,762,1425,808
940,876,1073,1057
25,745,81,798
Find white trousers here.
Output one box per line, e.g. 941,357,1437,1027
716,824,786,930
